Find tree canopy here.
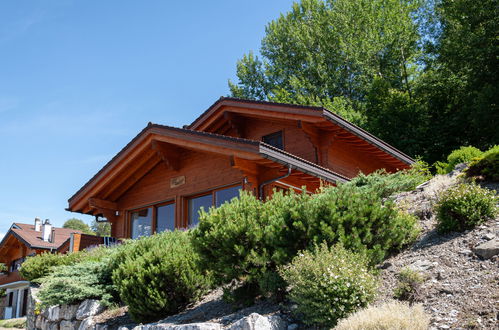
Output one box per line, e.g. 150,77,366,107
229,0,498,163
63,218,95,235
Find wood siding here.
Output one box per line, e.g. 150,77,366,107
113,150,244,237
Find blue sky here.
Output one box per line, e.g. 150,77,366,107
0,0,295,238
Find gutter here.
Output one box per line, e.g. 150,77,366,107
258,165,293,200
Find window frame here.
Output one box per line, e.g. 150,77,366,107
262,130,284,150
184,183,242,227
128,199,176,239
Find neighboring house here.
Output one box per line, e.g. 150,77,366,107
0,219,80,319
67,97,414,239
0,219,103,320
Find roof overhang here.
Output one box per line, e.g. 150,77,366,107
68,124,347,215
188,97,414,166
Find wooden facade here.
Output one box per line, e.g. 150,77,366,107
67,98,414,239
0,221,92,319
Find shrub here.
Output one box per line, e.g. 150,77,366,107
112,231,210,323
349,160,431,198
393,268,424,302
37,260,117,308
279,243,377,328
436,183,498,233
466,150,499,182
436,146,483,174
19,251,85,282
0,263,7,273
334,301,430,330
193,186,419,298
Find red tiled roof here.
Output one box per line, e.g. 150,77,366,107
7,223,82,250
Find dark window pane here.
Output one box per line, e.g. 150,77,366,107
188,194,212,227
131,208,152,239
157,203,175,233
215,185,241,207
262,131,283,149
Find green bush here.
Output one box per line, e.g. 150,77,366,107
19,251,84,282
193,185,419,298
393,268,424,302
0,263,7,273
37,260,117,308
349,160,431,198
436,183,498,233
112,231,210,323
279,243,377,328
466,150,499,182
435,146,483,174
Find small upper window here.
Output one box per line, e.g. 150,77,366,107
262,131,283,150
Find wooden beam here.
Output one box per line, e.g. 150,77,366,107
151,140,182,171
89,198,117,211
223,112,246,138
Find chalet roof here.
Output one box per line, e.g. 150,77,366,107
188,97,414,165
0,223,81,251
68,123,349,214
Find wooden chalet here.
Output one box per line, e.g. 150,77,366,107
67,98,414,239
0,219,80,319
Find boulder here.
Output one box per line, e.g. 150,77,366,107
61,305,79,321
228,313,286,330
408,259,437,272
78,317,95,330
46,305,62,322
60,320,79,330
473,239,499,259
77,300,104,320
133,323,221,330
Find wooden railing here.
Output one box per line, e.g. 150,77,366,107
0,271,24,286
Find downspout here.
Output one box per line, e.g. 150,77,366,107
258,165,292,200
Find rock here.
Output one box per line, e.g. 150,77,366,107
60,320,78,330
228,313,286,330
95,324,109,330
61,305,79,321
287,324,299,330
134,323,222,330
483,233,495,240
409,259,437,272
36,315,43,329
78,317,95,330
473,239,499,259
46,305,62,322
77,300,104,320
378,261,392,269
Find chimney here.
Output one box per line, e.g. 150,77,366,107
42,219,52,242
34,218,41,231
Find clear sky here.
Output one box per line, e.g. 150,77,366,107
0,0,295,238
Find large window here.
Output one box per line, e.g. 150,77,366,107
187,185,242,226
262,131,284,150
130,201,175,239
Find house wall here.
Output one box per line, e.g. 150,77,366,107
229,117,317,164
112,150,244,238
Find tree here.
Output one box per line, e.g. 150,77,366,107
91,220,111,237
229,0,422,126
62,219,94,235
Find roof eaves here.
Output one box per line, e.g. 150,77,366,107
321,110,414,165
258,143,349,184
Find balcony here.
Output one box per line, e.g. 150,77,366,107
0,271,24,287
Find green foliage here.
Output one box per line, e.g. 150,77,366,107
435,146,483,174
279,243,377,327
193,180,419,298
112,231,210,323
393,268,425,303
91,220,111,237
436,183,498,233
63,218,95,235
0,263,7,273
37,260,117,308
348,161,431,198
0,289,6,297
466,148,499,182
19,252,84,282
0,318,26,329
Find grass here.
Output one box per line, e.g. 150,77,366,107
0,317,26,329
